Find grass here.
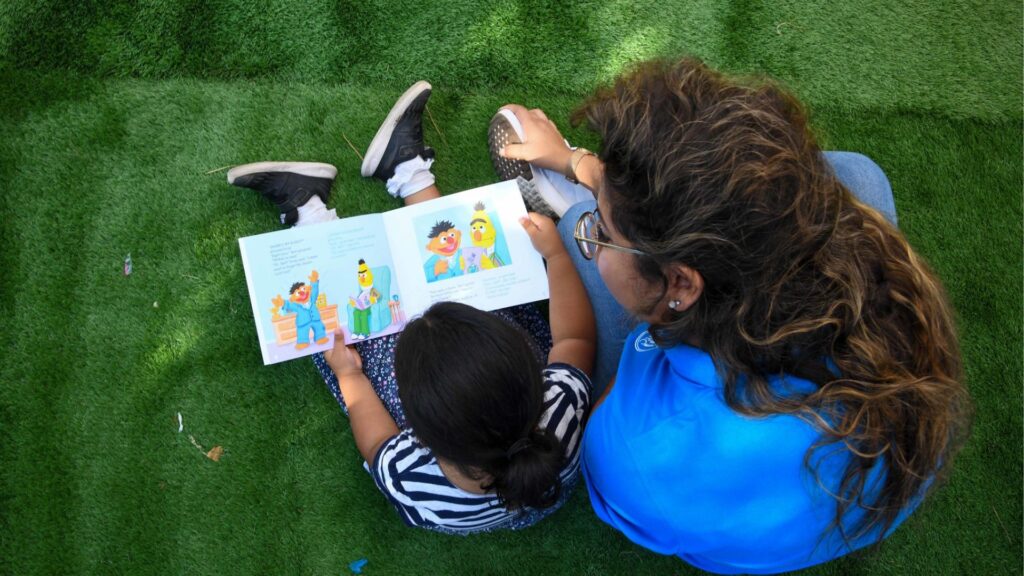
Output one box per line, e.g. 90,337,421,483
1,1,1021,574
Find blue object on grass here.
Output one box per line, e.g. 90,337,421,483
349,558,368,574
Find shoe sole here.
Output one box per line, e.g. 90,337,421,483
361,80,432,178
227,161,337,184
489,110,534,182
490,109,571,218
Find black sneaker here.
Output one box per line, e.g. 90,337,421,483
488,108,567,219
361,81,435,183
227,162,337,226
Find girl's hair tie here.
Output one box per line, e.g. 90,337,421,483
505,437,532,460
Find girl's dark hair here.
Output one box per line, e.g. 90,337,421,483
395,302,564,510
572,57,970,542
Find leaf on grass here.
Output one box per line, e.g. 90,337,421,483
206,446,224,462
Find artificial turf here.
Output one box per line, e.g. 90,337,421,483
1,1,1021,574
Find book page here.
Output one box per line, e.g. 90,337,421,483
239,213,409,365
383,180,550,317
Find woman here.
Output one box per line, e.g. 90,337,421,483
493,58,970,574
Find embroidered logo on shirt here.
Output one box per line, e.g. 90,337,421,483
634,330,657,352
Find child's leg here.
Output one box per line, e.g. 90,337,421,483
227,80,440,227
317,80,442,426
232,82,445,426
489,304,553,365
403,185,441,205
361,81,441,204
351,335,406,428
311,335,407,428
227,161,337,226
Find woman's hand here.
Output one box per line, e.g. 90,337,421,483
324,337,363,380
498,104,573,174
520,212,568,261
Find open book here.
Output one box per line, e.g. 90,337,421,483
238,180,550,365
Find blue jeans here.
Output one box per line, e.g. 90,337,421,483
553,151,896,394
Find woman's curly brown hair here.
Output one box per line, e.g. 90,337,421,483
573,57,970,542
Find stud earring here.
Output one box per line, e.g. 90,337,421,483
668,300,681,310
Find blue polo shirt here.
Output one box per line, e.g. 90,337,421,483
582,325,919,574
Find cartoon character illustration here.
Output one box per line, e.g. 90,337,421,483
389,294,406,325
468,201,505,270
272,269,328,350
348,259,381,340
462,246,487,273
423,219,464,283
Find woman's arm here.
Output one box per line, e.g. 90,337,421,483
325,340,399,462
520,214,597,377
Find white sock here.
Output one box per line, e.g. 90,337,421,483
385,156,435,199
295,195,338,227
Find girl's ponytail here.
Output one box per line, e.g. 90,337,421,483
485,427,564,510
396,302,568,511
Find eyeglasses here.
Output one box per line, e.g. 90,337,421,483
573,209,649,260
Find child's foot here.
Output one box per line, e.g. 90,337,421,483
361,81,435,197
228,162,337,226
315,337,330,345
296,342,310,350
488,110,592,219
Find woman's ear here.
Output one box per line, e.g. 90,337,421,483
665,263,704,312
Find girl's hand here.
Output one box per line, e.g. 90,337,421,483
324,337,363,380
498,104,573,174
520,212,568,261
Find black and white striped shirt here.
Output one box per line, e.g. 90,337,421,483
368,363,592,534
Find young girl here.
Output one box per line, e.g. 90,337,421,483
228,81,596,534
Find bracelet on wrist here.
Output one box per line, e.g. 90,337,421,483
565,148,595,185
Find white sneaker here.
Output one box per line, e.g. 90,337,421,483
488,109,593,219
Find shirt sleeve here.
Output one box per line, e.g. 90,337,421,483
540,363,593,458
367,430,429,527
368,430,507,532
